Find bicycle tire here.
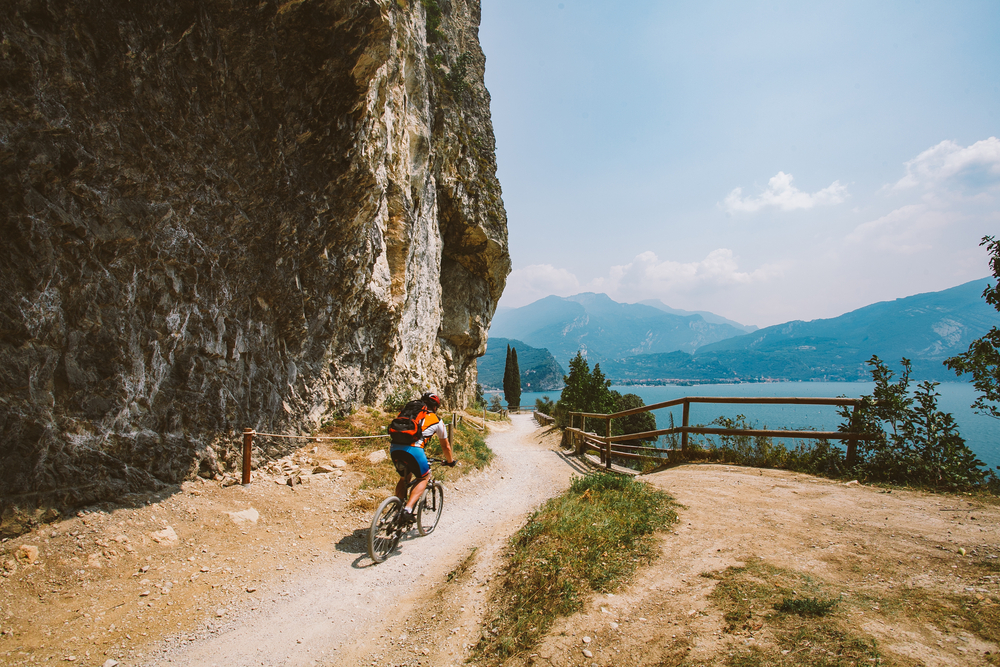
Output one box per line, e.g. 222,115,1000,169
417,482,444,536
368,496,403,563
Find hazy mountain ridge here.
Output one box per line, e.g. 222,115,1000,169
638,299,759,332
477,338,566,391
610,278,999,382
488,293,751,367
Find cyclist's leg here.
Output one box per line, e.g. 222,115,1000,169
394,471,411,501
390,448,416,502
405,472,431,512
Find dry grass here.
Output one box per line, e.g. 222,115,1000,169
315,410,494,513
701,556,1000,666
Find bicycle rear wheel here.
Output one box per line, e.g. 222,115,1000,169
417,482,444,536
368,496,403,563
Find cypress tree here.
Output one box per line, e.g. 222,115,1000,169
509,347,521,410
503,344,514,409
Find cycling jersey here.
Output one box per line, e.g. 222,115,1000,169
390,416,447,478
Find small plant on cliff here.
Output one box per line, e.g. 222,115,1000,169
383,385,419,412
421,0,445,42
446,51,472,94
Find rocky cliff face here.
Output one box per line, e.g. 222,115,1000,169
0,0,509,533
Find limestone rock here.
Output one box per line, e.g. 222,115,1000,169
313,464,336,474
0,0,509,533
331,460,348,469
227,508,260,526
368,450,388,464
17,545,39,565
150,526,179,545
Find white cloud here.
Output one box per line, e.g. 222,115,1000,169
723,171,848,213
892,137,1000,192
846,203,953,253
500,263,581,307
499,251,784,310
599,249,785,300
850,137,1000,254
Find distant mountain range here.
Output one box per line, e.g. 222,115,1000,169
487,293,753,368
487,279,999,383
637,299,758,332
477,338,566,391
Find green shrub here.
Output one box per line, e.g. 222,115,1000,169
534,395,555,415
841,356,998,491
775,596,839,616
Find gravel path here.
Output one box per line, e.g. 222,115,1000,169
145,413,576,667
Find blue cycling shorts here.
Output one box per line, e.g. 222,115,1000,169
390,444,430,478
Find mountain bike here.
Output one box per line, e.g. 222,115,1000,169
367,457,446,563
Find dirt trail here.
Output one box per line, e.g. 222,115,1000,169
144,413,575,667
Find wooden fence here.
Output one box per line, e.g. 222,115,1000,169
566,396,878,471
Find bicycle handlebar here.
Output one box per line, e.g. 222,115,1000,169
427,457,457,467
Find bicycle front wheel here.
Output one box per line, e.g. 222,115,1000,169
368,496,403,563
417,482,444,536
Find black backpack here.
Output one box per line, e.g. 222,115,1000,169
387,399,431,445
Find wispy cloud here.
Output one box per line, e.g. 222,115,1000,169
892,137,1000,192
723,171,848,213
601,249,784,298
501,264,581,307
849,137,1000,253
499,251,784,309
846,203,953,253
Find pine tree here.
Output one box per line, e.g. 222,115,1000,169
557,352,591,415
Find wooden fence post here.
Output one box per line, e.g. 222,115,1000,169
846,403,859,467
681,399,690,452
241,428,254,485
605,416,612,470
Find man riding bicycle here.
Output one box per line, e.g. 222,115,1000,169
389,392,455,524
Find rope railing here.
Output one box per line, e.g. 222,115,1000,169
250,430,389,440
238,413,475,484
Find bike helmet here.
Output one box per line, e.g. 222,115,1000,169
421,392,441,410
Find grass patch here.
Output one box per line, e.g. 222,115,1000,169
875,585,1000,652
472,472,677,664
707,556,1000,666
706,559,894,666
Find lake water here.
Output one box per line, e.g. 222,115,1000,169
504,382,999,470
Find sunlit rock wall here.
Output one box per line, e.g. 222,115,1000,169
0,0,509,532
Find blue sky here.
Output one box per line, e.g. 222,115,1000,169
478,0,1000,327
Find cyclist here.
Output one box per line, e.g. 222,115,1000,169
390,392,456,524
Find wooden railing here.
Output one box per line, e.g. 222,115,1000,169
567,396,878,471
534,411,555,426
